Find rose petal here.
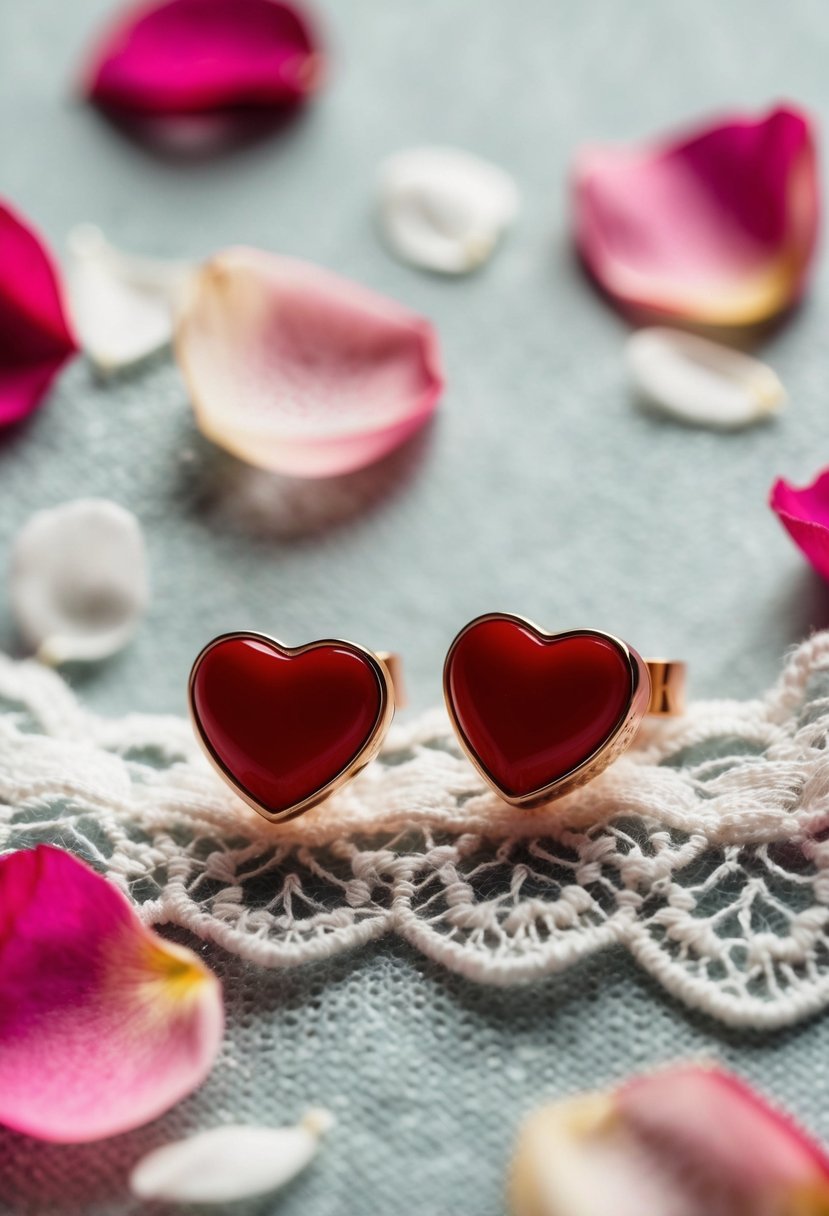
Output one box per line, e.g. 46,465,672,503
619,1067,829,1201
174,248,444,478
9,498,150,665
771,469,829,581
0,846,222,1142
82,0,322,116
67,225,194,376
377,146,520,275
510,1065,829,1216
627,327,786,429
130,1110,333,1202
0,200,77,426
574,104,819,326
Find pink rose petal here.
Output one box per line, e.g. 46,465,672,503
619,1066,829,1203
174,248,444,478
0,201,78,426
511,1064,829,1216
82,0,322,117
771,469,829,580
574,104,819,326
0,846,222,1143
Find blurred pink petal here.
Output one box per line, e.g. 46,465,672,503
0,846,222,1143
82,0,322,116
0,201,78,426
771,469,829,580
510,1064,829,1216
174,248,444,478
574,104,819,326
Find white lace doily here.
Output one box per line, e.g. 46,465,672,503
2,635,829,1029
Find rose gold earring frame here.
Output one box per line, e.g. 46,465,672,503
188,630,399,825
443,612,685,810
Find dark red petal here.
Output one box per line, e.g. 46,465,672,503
0,201,78,426
82,0,322,116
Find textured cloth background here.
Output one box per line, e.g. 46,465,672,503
3,0,829,1212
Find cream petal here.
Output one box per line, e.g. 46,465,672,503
378,146,519,274
511,1093,662,1216
10,498,149,664
130,1110,333,1203
67,225,193,376
627,327,786,429
174,247,444,478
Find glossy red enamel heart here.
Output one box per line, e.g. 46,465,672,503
190,634,387,819
444,616,638,802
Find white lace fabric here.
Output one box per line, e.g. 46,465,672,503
2,635,829,1029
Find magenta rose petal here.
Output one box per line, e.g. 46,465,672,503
174,248,444,478
0,846,223,1143
573,104,819,327
511,1064,829,1216
771,469,829,580
82,0,322,117
0,201,78,426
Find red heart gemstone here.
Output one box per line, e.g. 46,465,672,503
444,616,636,801
190,634,386,819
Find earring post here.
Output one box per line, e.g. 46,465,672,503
376,651,407,709
645,660,687,716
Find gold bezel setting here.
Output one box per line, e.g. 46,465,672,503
188,630,396,825
443,612,652,809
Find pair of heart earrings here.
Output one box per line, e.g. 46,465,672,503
188,613,686,824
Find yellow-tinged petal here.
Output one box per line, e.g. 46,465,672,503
0,846,223,1142
574,104,819,328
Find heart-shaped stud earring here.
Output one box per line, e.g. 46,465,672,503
189,632,402,823
443,613,685,807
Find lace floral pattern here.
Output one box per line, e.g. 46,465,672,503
2,635,829,1028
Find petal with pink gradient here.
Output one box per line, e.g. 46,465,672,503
174,248,444,478
510,1064,829,1216
0,201,78,426
82,0,322,116
573,104,819,326
771,470,829,581
0,846,223,1143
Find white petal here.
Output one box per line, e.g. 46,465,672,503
626,327,786,430
66,224,194,376
130,1112,332,1204
10,499,149,665
377,146,519,274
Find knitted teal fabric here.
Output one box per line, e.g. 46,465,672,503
2,0,829,1211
